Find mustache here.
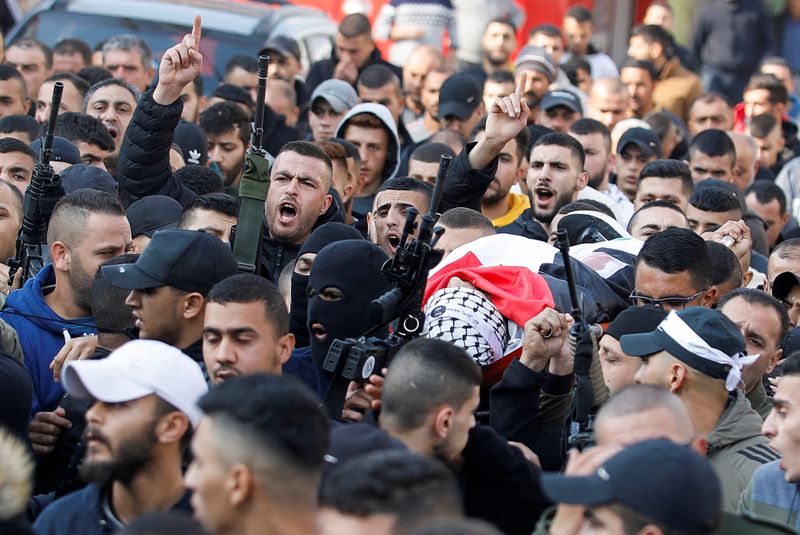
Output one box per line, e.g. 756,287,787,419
84,425,110,446
212,364,242,377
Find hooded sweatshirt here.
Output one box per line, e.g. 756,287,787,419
0,265,96,415
740,459,800,531
335,103,401,215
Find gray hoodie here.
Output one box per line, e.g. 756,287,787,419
335,103,401,214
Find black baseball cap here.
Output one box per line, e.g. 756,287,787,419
772,271,800,301
30,136,81,164
617,127,661,158
126,195,183,239
259,35,301,61
60,164,118,197
620,308,746,385
604,305,668,341
540,89,582,114
102,229,238,296
438,73,482,120
542,439,721,535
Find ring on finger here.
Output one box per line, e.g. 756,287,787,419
542,327,553,339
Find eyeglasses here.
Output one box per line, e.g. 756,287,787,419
628,289,706,310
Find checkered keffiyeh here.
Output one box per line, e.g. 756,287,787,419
424,287,509,367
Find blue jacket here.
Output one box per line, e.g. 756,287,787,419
0,265,95,415
740,459,800,531
33,483,192,535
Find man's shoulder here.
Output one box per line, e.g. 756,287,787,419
33,484,102,533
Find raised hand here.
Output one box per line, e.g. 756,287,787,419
153,15,203,105
484,79,530,148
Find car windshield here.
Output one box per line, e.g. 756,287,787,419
15,11,259,91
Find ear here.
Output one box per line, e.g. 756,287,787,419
638,524,666,535
649,43,663,63
228,463,255,508
320,193,332,215
50,241,70,273
606,152,616,173
767,348,783,374
741,269,753,288
198,95,209,114
668,362,687,393
701,286,717,308
155,411,190,445
183,292,206,320
782,211,790,228
432,405,454,441
342,182,355,204
277,333,295,365
367,211,376,241
575,170,589,191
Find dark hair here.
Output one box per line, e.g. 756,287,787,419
278,140,333,181
688,129,736,165
378,176,433,207
636,227,712,290
84,78,141,107
44,72,90,98
0,114,40,141
638,159,693,195
411,519,505,535
621,58,658,82
561,55,592,84
410,142,456,164
631,24,675,58
197,374,329,499
382,338,481,431
530,23,562,38
439,207,495,233
46,112,115,152
565,5,592,23
627,200,689,232
357,64,400,90
92,254,138,333
199,101,250,145
706,241,742,289
772,237,800,261
557,200,615,219
487,70,515,85
179,192,240,227
533,132,586,169
0,137,36,160
569,117,610,153
607,503,685,535
224,54,258,75
47,189,125,246
339,13,372,38
643,111,674,143
485,17,517,34
53,38,92,66
745,73,789,105
211,83,254,108
749,113,780,138
9,38,53,69
745,180,787,215
320,450,462,526
718,288,790,347
315,139,347,165
0,64,26,93
76,66,113,87
690,186,742,215
174,165,224,196
692,91,732,109
118,512,214,535
208,274,289,336
330,137,362,166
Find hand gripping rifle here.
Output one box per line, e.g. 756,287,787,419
322,154,452,420
232,55,271,274
555,228,600,449
8,82,66,287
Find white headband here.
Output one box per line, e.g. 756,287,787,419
660,312,759,391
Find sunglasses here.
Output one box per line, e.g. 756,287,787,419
628,289,706,309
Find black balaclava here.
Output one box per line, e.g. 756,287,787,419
307,240,392,371
290,223,364,347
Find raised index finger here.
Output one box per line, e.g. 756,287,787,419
515,78,525,99
192,15,202,46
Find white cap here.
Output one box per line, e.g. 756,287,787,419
63,339,208,427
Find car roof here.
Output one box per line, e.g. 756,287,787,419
43,0,331,37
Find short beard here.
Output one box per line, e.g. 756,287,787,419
79,421,157,487
68,253,94,314
482,180,509,206
534,189,574,225
486,52,508,67
587,170,606,190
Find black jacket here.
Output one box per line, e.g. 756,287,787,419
305,48,402,96
497,208,549,242
460,424,551,535
116,90,197,208
260,104,301,157
439,141,500,214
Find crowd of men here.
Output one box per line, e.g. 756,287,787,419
5,0,800,533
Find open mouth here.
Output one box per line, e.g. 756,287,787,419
278,202,298,224
311,322,327,342
387,232,400,253
105,124,119,140
534,186,554,205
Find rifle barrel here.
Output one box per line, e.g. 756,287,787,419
250,55,269,152
42,82,64,167
555,228,582,322
428,154,451,217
